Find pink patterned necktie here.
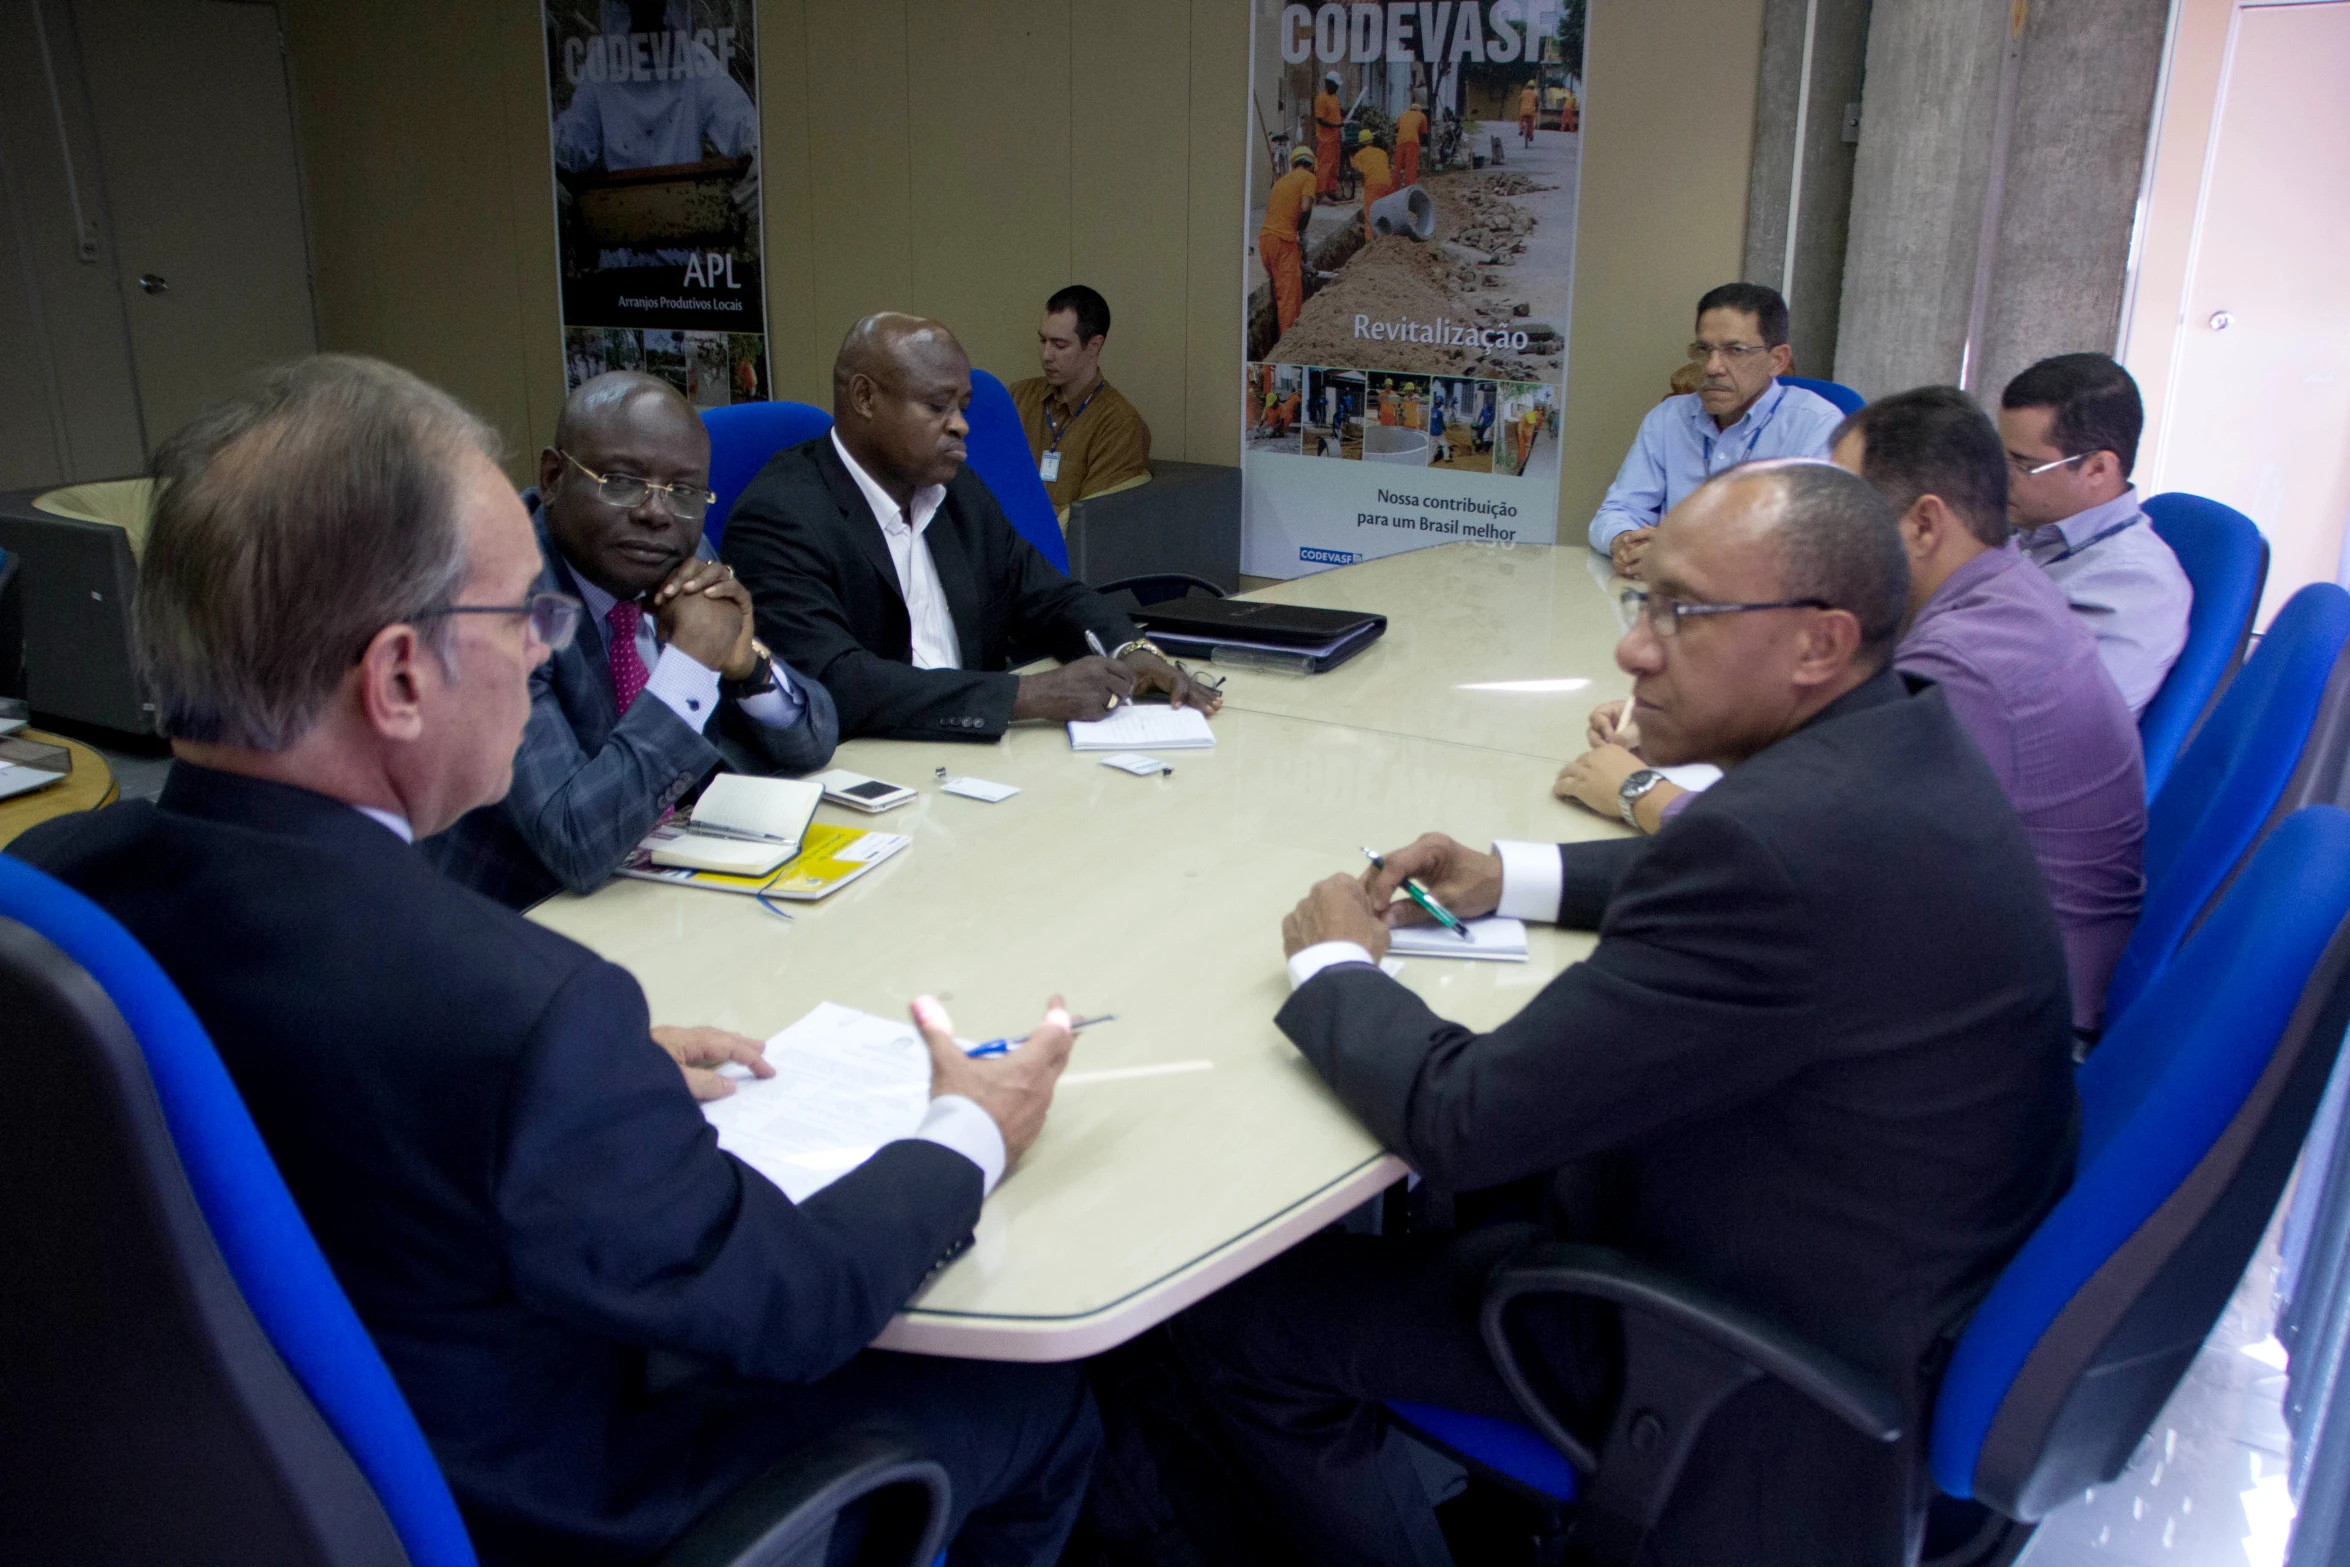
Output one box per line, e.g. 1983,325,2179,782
606,600,650,713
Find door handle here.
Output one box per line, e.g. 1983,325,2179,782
2209,310,2233,331
137,273,169,295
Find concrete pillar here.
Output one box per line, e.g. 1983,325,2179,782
1740,0,1869,382
1832,0,2169,403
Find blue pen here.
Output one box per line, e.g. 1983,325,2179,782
967,1014,1115,1057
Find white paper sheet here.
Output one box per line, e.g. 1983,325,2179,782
1387,916,1529,962
941,776,1020,802
1067,705,1217,751
700,1002,932,1202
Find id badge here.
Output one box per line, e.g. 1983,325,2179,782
1039,450,1062,482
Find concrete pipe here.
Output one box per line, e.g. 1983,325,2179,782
1369,186,1436,241
1362,424,1434,465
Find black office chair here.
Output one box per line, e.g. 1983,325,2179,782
1095,573,1227,610
0,859,950,1567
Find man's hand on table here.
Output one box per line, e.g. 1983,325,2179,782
652,1024,773,1102
913,994,1073,1163
1282,875,1392,960
1358,833,1504,928
1124,649,1223,715
1012,656,1135,720
1555,743,1645,815
1609,527,1656,580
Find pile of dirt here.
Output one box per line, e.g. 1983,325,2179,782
1480,171,1558,197
1447,182,1539,260
1266,232,1557,381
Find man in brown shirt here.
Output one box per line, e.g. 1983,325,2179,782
1009,285,1152,515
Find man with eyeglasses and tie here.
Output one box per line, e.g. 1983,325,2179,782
1999,353,2192,716
1586,283,1846,581
422,371,837,908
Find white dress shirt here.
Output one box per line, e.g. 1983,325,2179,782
2018,487,2193,718
1586,382,1847,550
830,430,962,670
1287,840,1563,989
570,569,803,732
350,807,1003,1188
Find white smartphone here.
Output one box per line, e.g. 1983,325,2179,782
809,768,917,813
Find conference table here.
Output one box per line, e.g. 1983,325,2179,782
0,729,118,849
529,541,1633,1362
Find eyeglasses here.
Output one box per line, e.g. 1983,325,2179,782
2006,450,2087,478
1686,341,1771,366
413,591,583,651
1618,586,1829,637
559,450,716,522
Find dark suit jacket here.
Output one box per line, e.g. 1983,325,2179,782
421,501,838,907
1278,670,2081,1563
720,436,1137,741
11,766,978,1564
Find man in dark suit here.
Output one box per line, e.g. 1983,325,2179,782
1126,462,2079,1565
720,312,1221,741
422,372,836,907
10,355,1097,1565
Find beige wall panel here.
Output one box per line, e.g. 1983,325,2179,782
1554,0,1768,535
1069,0,1195,460
905,1,1073,389
755,0,823,404
280,0,551,479
1182,0,1246,468
796,0,915,396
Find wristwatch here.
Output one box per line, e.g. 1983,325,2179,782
722,638,778,700
1111,637,1164,663
1617,768,1667,829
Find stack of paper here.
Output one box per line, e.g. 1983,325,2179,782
1388,916,1529,962
701,1003,931,1201
1067,705,1217,751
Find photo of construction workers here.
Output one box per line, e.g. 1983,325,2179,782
1427,376,1497,474
1495,380,1561,482
1244,1,1584,386
1245,363,1308,454
1303,368,1368,460
543,0,771,402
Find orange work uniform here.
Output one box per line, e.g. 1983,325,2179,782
1518,85,1539,139
1313,91,1345,196
1378,386,1400,425
1259,166,1317,334
1394,108,1427,185
1352,145,1393,241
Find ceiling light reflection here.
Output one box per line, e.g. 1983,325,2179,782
1456,678,1593,694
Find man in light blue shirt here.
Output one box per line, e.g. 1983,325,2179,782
2000,353,2193,717
1586,282,1846,577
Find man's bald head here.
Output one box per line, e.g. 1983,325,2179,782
830,312,973,500
554,370,693,452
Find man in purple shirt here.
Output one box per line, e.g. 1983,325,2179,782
1561,391,2144,1029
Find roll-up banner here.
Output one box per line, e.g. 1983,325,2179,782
543,0,772,406
1243,1,1585,577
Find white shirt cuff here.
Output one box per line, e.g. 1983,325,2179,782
733,660,806,729
1493,839,1564,924
916,1093,1006,1196
641,645,723,735
1288,940,1378,990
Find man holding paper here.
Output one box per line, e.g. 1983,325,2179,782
423,371,836,907
1127,462,2078,1563
10,356,1098,1566
722,313,1221,741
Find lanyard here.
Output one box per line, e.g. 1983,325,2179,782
1700,384,1787,469
2037,514,2140,566
1044,380,1104,453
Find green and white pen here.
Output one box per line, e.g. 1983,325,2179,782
1361,847,1475,940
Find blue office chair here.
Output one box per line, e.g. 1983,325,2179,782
1780,375,1865,416
2138,493,2269,797
964,368,1072,575
1925,805,2350,1558
2104,582,2350,1020
0,855,949,1567
1389,806,2350,1565
702,400,835,550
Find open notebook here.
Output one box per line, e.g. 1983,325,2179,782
1067,705,1216,751
645,775,824,875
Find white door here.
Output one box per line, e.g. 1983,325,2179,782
71,0,318,451
2152,1,2350,626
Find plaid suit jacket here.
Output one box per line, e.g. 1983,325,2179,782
419,509,837,908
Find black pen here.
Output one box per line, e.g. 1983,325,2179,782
1362,848,1475,940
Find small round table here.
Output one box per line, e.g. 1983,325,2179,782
0,729,119,849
